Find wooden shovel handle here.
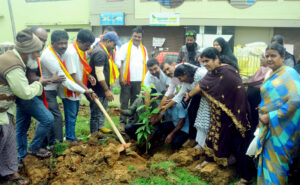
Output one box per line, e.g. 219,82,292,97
94,98,127,145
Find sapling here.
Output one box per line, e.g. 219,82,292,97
135,85,161,154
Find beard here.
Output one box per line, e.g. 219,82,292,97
186,43,196,52
26,54,38,68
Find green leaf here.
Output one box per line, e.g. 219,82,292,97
137,94,145,99
147,142,151,149
137,132,143,143
151,107,160,114
137,104,146,111
150,99,160,103
141,85,150,92
143,132,148,140
146,126,151,134
135,126,145,134
151,93,162,97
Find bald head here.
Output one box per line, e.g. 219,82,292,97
31,27,48,49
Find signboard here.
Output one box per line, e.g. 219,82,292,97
150,13,180,26
152,37,166,47
100,13,124,25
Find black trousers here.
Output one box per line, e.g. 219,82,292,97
120,82,141,124
155,121,189,149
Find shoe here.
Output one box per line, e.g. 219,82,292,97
5,173,29,185
28,148,51,158
118,123,125,132
100,127,112,133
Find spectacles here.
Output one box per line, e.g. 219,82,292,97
185,32,195,36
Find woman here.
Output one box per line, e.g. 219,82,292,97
213,37,239,70
186,47,253,185
162,64,207,139
245,54,271,132
256,44,300,185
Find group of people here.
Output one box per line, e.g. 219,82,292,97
117,32,300,185
0,25,299,185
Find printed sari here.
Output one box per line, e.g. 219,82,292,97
256,66,300,185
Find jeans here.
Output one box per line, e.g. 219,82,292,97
62,99,79,141
89,96,108,134
16,97,54,162
120,82,141,124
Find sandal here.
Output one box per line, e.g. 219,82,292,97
234,179,253,185
5,174,29,185
195,161,209,169
28,148,51,158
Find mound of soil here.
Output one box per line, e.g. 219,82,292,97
20,133,238,185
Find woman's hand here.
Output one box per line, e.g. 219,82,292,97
259,113,269,125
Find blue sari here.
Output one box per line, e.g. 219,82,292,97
256,66,300,185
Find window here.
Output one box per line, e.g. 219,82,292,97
204,26,217,34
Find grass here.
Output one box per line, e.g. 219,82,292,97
129,161,209,185
52,142,68,157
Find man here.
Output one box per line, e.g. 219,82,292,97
159,60,181,108
88,32,121,134
61,29,97,141
92,26,116,48
41,30,93,145
114,89,158,140
0,29,48,185
143,58,171,94
177,31,200,66
271,34,296,67
119,27,148,125
152,100,190,149
16,27,64,163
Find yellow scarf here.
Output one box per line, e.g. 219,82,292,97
73,41,92,86
123,40,146,85
49,45,79,97
98,43,120,85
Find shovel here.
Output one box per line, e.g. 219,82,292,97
94,97,131,152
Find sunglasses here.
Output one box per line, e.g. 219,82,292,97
185,32,195,36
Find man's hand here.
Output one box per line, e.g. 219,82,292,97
259,113,269,125
39,77,51,86
50,72,66,83
90,92,98,101
160,105,167,113
165,134,173,144
88,75,97,86
105,90,114,101
119,76,125,87
184,92,190,102
114,108,123,114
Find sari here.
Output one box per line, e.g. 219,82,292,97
256,66,300,185
199,64,251,166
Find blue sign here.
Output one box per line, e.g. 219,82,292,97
100,13,125,25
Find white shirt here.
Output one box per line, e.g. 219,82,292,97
143,70,171,93
119,42,148,82
58,44,84,101
172,67,207,103
164,77,181,97
40,47,85,94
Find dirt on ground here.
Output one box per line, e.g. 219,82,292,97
16,131,238,185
